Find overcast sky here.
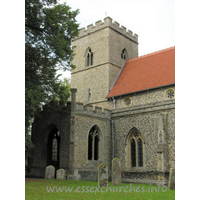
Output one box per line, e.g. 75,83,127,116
58,0,175,79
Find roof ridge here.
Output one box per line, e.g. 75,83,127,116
126,46,175,63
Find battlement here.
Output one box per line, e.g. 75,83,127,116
74,17,138,43
75,102,111,119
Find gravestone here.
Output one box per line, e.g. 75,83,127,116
98,163,108,187
112,157,121,185
56,169,66,180
45,165,55,179
168,168,175,190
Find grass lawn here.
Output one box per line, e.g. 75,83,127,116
25,178,175,200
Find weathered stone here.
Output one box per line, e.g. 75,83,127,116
168,168,175,190
98,163,108,187
112,157,121,185
45,165,55,179
56,169,66,180
28,17,175,187
71,17,138,109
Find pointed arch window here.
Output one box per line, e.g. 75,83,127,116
125,128,144,169
86,48,93,67
121,48,128,60
88,126,102,160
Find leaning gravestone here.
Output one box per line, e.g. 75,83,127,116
56,169,66,180
98,163,108,187
168,168,175,190
45,165,55,179
112,157,121,185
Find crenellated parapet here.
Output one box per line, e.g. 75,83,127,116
75,102,111,119
74,17,138,43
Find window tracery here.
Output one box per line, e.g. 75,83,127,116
125,128,144,169
86,48,93,67
165,88,175,99
88,126,101,160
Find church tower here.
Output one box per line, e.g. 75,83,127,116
71,17,138,108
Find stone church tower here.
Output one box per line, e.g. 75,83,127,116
71,17,138,108
29,17,175,187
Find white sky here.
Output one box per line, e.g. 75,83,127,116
59,0,175,79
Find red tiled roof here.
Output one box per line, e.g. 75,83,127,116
106,46,175,98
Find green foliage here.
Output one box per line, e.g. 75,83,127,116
53,78,71,106
25,0,79,135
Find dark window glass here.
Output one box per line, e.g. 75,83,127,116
94,134,99,160
138,138,143,167
131,139,136,167
87,53,90,66
88,133,93,160
91,52,93,65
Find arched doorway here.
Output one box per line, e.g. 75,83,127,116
46,124,60,171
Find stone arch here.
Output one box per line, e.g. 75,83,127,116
125,127,145,169
46,124,60,171
84,47,94,67
87,125,103,161
121,48,129,60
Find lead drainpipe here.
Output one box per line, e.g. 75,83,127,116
112,97,116,109
111,120,114,160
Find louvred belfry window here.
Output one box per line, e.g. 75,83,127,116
86,48,93,66
121,48,128,60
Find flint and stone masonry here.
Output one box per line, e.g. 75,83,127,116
71,17,138,108
28,17,175,186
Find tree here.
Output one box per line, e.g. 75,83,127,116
25,0,79,135
54,78,71,106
